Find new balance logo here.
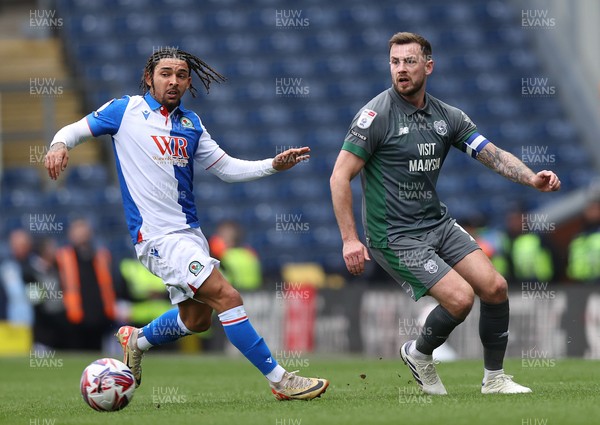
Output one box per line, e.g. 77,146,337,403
398,126,409,136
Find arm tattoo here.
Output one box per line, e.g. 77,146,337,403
49,142,67,151
477,144,535,186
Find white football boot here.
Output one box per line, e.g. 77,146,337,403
400,340,447,395
481,374,532,394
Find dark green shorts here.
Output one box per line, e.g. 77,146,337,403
369,218,480,301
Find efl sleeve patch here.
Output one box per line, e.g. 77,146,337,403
86,96,130,136
356,109,377,129
341,105,386,160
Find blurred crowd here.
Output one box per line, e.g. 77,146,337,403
462,197,600,285
1,197,599,352
0,217,262,352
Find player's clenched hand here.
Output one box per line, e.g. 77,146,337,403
343,239,371,276
272,147,310,171
44,142,69,180
531,170,561,192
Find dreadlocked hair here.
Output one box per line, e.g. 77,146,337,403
140,48,226,97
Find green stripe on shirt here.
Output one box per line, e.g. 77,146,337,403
342,141,370,161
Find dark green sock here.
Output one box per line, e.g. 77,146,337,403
415,305,464,355
479,300,510,371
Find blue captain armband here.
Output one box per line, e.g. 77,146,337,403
463,132,489,158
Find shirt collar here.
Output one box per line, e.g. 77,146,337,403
143,92,189,114
388,87,432,116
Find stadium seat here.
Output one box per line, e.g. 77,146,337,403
51,0,597,275
1,167,42,191
64,164,109,189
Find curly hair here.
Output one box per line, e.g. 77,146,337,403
140,47,226,97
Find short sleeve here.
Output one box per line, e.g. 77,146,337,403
451,110,489,158
342,108,387,161
85,96,130,137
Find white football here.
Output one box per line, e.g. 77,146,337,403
80,358,136,411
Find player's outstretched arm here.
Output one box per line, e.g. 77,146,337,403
330,150,371,276
206,147,311,183
44,117,93,180
476,142,561,192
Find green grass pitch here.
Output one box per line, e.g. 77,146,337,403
0,354,598,425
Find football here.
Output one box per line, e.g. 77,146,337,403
80,358,136,411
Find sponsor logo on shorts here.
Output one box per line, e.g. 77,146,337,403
188,261,204,276
424,259,438,274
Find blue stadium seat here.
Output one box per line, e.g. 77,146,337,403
2,167,42,191
53,0,597,274
65,164,109,189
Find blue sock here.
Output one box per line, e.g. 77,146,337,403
218,306,278,375
141,308,191,347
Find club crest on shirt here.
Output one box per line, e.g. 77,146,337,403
181,116,194,128
188,261,204,276
433,120,448,136
357,109,377,129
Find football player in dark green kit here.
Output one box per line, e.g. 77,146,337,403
330,32,561,395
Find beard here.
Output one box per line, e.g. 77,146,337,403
393,76,425,98
150,83,184,109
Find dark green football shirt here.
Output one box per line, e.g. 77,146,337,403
342,87,489,248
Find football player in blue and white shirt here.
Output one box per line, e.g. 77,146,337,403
45,49,328,400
